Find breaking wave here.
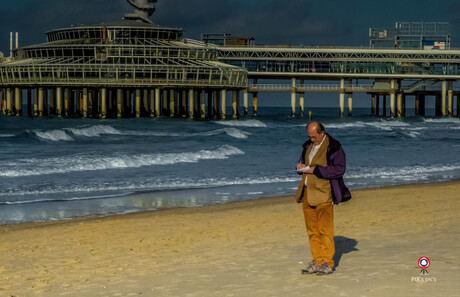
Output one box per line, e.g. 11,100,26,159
0,145,245,177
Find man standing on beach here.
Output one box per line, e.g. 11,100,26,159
295,121,351,275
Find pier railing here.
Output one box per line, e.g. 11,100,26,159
248,83,376,92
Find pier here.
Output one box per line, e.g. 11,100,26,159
0,2,459,119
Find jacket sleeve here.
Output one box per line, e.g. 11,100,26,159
296,147,307,175
313,147,346,180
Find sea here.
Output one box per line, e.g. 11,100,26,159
1,106,459,225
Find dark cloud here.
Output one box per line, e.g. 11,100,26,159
1,0,459,55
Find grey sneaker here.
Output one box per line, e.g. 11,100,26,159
301,261,320,274
317,262,333,275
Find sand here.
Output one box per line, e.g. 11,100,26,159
1,180,459,297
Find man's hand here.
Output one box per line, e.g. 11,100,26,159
304,165,316,174
297,163,306,170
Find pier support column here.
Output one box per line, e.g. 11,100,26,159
38,88,44,117
415,94,420,116
441,80,447,117
180,90,187,117
14,87,21,116
82,88,88,118
213,91,219,119
221,90,226,119
291,78,296,117
6,88,11,115
188,89,194,118
348,93,353,117
252,92,258,117
397,92,403,118
149,89,155,117
135,89,141,118
299,92,305,118
371,94,376,116
100,88,107,119
243,90,249,116
116,88,123,118
64,88,70,117
143,89,149,117
448,81,453,117
162,90,168,116
390,80,396,118
76,90,82,117
31,89,38,117
155,88,160,117
232,90,239,119
200,90,206,119
291,92,296,117
56,87,63,117
339,79,345,118
170,89,176,117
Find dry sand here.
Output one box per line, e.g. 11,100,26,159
1,180,459,297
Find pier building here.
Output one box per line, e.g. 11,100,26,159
0,1,459,119
0,0,247,119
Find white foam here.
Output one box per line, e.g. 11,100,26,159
423,118,460,124
67,125,122,137
32,130,74,142
326,122,367,129
214,119,268,128
347,164,460,180
0,174,298,203
123,128,250,139
402,131,420,138
0,145,245,177
0,134,15,137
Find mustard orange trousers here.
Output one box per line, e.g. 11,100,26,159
302,198,335,267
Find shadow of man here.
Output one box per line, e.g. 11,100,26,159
333,236,358,268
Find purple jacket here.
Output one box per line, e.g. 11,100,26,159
298,134,351,204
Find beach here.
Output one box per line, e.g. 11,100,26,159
1,180,459,297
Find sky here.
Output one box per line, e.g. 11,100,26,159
1,0,459,107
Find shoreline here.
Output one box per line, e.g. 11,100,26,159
0,179,459,296
2,178,460,230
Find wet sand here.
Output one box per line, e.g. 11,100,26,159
1,180,459,296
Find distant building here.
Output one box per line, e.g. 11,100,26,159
369,22,450,49
201,33,254,47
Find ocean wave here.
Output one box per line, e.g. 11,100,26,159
124,128,251,139
0,133,15,137
32,130,74,142
214,119,268,128
347,164,460,180
0,175,298,204
29,124,250,141
401,131,421,138
423,118,460,124
326,122,367,129
0,145,245,177
66,125,122,137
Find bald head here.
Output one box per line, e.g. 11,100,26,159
307,121,326,145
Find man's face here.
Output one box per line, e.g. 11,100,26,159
308,126,325,145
